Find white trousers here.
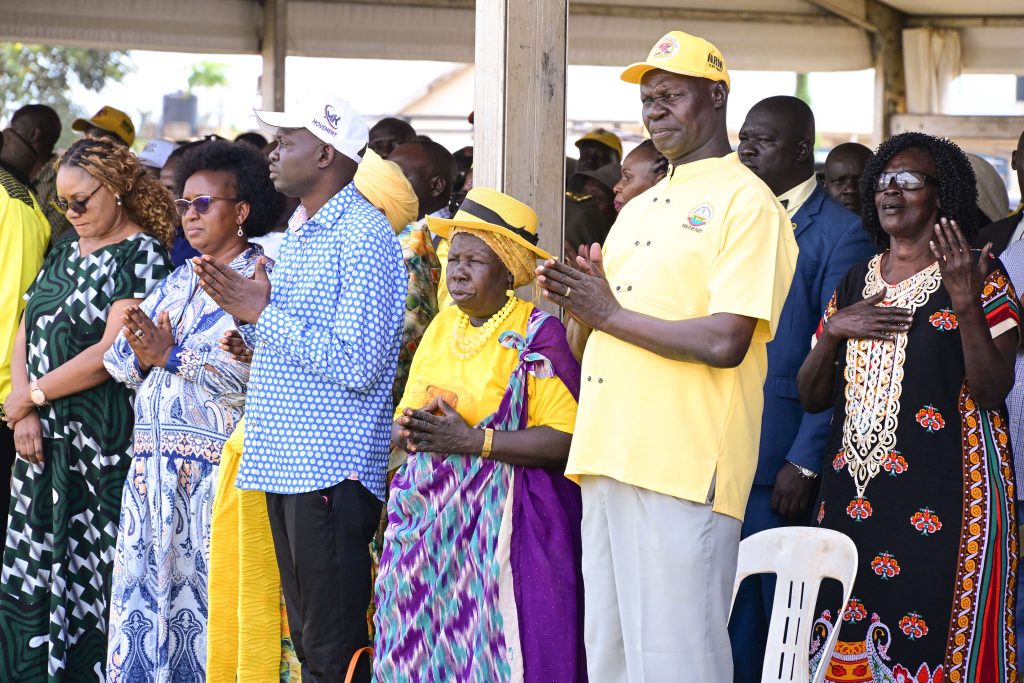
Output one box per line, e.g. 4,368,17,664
581,475,741,683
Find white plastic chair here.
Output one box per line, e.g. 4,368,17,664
730,527,858,683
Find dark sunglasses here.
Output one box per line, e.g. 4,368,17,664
873,170,937,192
173,195,239,217
52,184,103,215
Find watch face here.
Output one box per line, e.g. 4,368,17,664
30,389,45,406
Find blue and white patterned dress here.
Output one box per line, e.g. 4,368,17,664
102,245,269,682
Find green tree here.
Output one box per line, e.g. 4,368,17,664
0,43,132,148
187,61,228,92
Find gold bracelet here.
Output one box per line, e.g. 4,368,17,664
481,428,494,458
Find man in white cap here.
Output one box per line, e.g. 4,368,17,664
195,92,405,683
538,31,797,681
137,138,179,179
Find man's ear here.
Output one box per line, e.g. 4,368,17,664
317,143,336,169
796,138,812,164
710,81,728,109
430,175,446,199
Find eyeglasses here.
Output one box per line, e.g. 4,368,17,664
873,170,937,192
52,184,103,215
448,191,468,217
173,195,239,217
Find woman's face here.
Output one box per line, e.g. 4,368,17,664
55,165,120,238
613,148,663,211
447,232,511,320
874,147,941,242
180,170,248,255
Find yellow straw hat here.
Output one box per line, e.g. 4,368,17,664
428,187,553,261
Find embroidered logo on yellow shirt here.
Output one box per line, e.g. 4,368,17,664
685,203,714,231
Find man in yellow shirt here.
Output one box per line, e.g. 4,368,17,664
538,31,797,682
0,136,50,541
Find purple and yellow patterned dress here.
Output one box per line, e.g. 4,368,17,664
374,303,586,682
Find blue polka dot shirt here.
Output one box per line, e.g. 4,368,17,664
236,182,405,499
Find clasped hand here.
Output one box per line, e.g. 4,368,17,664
397,397,480,455
536,243,621,329
194,255,271,324
123,307,175,371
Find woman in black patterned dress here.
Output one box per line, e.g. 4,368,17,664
0,136,173,682
798,132,1019,683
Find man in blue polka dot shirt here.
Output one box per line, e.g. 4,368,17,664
196,92,405,683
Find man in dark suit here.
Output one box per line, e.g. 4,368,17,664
974,129,1023,256
730,96,876,681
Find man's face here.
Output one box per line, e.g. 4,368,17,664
387,143,436,219
824,151,868,214
368,123,413,159
582,178,615,223
576,142,615,173
640,70,719,165
737,108,803,195
268,128,327,198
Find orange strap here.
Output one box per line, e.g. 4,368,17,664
344,646,374,683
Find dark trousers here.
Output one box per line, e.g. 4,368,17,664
0,423,14,542
267,480,382,683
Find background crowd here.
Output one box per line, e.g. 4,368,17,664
1,26,1023,683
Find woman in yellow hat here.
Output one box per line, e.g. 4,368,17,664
374,187,586,682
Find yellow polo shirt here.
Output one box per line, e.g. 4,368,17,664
0,168,49,402
565,153,797,520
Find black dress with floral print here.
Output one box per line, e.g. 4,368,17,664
808,254,1019,683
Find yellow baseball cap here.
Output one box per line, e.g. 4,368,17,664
575,128,623,158
72,105,136,146
620,31,730,88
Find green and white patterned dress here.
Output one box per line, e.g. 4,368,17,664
0,233,171,682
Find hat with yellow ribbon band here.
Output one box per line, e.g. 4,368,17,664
428,187,553,261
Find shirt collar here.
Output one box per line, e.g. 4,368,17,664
776,175,818,218
290,182,357,233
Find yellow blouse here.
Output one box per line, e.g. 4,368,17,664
396,301,577,434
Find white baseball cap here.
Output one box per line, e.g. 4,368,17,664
138,138,179,169
254,91,367,163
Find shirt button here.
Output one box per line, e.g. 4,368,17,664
646,241,651,246
598,378,604,384
652,197,659,202
635,240,640,246
627,286,632,291
587,375,592,382
615,285,621,291
665,198,671,204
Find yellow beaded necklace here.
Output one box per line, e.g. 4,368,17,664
449,295,519,360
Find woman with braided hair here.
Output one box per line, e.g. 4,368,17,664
0,135,173,681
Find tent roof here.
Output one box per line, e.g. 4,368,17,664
1,0,1021,73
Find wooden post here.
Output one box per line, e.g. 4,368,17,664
866,0,906,144
261,0,287,111
474,0,568,281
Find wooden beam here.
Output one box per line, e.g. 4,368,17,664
799,0,877,32
334,0,851,26
890,114,1024,140
474,0,568,305
260,0,287,110
905,15,1024,29
866,0,905,143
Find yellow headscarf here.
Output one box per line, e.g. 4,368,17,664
354,149,419,232
451,227,537,289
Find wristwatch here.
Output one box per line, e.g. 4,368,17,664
30,380,48,407
789,461,819,479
